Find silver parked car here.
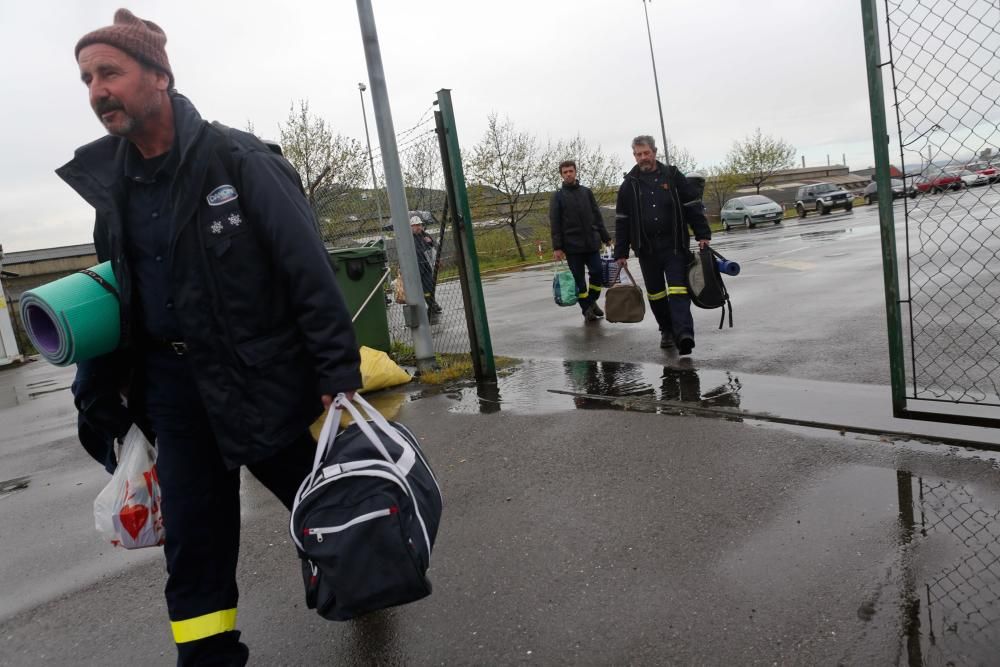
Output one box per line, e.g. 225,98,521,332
945,167,989,188
720,195,784,230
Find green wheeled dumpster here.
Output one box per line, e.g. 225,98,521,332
327,241,391,353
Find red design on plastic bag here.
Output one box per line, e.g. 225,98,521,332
118,502,150,540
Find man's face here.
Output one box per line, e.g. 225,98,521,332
632,143,657,172
78,44,167,138
411,223,423,234
560,165,577,185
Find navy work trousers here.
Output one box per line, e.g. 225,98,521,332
565,251,604,313
636,239,694,343
142,350,315,667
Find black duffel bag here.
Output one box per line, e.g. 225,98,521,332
290,393,442,621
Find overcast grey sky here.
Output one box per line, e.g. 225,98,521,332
1,0,881,252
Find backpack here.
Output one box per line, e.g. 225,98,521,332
687,247,734,329
290,394,442,621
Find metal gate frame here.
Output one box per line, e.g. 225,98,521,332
861,0,1000,429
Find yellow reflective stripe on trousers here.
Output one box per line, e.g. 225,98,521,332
669,286,689,295
578,291,589,298
647,289,668,301
171,608,238,644
589,284,602,293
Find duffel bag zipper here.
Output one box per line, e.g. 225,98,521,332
305,506,399,542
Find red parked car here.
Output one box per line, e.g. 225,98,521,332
913,170,964,194
965,162,999,183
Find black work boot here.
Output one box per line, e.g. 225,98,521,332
583,304,599,322
660,332,675,349
591,302,604,318
677,336,695,355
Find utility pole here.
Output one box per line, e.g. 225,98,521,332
356,0,435,372
641,0,671,166
357,83,385,227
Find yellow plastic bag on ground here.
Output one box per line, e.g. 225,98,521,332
309,347,412,436
359,345,411,393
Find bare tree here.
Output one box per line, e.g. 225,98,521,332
727,128,795,194
544,135,624,206
663,140,698,174
703,164,743,216
467,113,549,261
400,133,444,213
278,100,368,212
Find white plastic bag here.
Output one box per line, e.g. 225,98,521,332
93,425,165,549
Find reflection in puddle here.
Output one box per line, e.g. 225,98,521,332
799,228,849,241
428,360,1000,661
895,471,1000,664
444,359,742,416
796,225,881,243
437,359,1000,450
562,360,741,411
719,466,1000,664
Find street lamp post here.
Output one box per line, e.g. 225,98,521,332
641,0,671,167
358,82,385,226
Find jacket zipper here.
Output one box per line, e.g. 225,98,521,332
305,506,398,542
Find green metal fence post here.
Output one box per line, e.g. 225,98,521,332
861,0,907,416
435,109,483,380
435,89,497,382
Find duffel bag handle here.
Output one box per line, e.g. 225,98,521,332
619,264,638,286
313,393,417,476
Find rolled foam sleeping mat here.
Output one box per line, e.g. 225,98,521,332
19,262,121,366
716,258,741,276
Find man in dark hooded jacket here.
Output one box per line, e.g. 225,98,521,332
63,10,361,665
614,135,711,354
549,160,612,321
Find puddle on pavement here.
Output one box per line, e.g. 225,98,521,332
426,362,1000,661
797,225,881,243
893,470,1000,665
442,358,742,416
719,464,1000,664
0,476,31,500
434,359,1000,451
0,369,73,409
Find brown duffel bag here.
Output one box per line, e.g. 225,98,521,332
604,265,645,323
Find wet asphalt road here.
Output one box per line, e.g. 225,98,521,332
481,199,896,386
2,195,1000,665
480,185,994,394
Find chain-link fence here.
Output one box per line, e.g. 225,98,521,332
312,103,542,374
880,0,1000,407
898,473,1000,663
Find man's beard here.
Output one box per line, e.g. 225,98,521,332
94,94,160,137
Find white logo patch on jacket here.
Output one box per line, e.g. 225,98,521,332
207,185,238,206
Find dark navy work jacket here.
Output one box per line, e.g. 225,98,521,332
57,93,361,469
614,161,711,259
